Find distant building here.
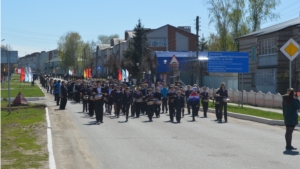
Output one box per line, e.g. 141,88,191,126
237,17,300,94
96,24,198,78
1,48,18,74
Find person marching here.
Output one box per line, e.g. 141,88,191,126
74,80,81,103
188,87,200,121
215,82,229,123
130,86,136,117
123,87,132,122
185,85,192,114
154,87,162,118
107,84,114,115
175,90,184,123
93,81,105,124
81,82,89,113
88,85,95,117
114,86,123,118
167,86,176,122
214,93,221,121
200,86,209,118
133,86,143,118
145,88,155,121
141,84,148,115
161,84,169,114
59,81,68,110
180,87,186,117
55,80,61,106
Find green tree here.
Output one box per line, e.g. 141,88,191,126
199,34,208,51
57,32,83,74
97,34,119,44
123,19,150,79
205,0,232,51
248,0,280,31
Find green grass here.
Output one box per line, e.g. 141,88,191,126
1,74,44,98
1,105,48,169
208,102,300,121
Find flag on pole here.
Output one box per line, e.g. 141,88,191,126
84,69,87,78
25,67,29,82
126,69,129,80
118,69,122,81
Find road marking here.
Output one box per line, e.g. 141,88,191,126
46,107,56,169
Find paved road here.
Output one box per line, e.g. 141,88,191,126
35,82,300,169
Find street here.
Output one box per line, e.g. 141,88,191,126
43,92,300,169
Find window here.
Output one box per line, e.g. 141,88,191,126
148,38,167,47
255,69,276,86
258,37,277,55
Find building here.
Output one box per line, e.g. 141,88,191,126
237,17,300,94
96,24,198,78
1,48,18,74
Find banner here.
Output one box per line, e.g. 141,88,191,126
25,67,29,82
118,69,122,81
126,69,129,81
84,69,87,78
28,67,33,82
88,68,92,78
122,69,126,81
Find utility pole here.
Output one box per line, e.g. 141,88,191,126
196,16,202,86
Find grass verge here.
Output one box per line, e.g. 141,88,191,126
1,104,48,169
1,74,44,98
208,102,300,121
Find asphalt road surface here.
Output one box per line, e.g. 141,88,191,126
44,92,300,169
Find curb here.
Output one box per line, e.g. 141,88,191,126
206,108,285,126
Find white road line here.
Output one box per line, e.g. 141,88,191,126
46,107,56,169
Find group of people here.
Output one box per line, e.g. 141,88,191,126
41,75,231,124
40,75,300,150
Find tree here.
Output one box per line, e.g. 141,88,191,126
97,34,119,44
205,0,232,51
57,32,83,74
207,33,220,51
1,44,12,51
199,34,208,51
123,19,150,78
248,0,280,31
180,59,201,85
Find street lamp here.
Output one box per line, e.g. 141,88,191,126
3,39,11,114
198,54,208,87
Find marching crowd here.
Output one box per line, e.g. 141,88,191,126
40,75,230,124
39,75,300,150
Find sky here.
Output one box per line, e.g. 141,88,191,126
1,0,300,57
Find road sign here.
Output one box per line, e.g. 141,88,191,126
169,55,179,66
208,52,249,73
280,38,300,61
97,66,102,70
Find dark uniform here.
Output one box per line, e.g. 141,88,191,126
133,91,143,118
59,83,68,110
140,88,148,114
81,87,89,112
167,91,177,122
216,88,228,122
88,88,95,117
185,89,192,114
107,87,114,114
114,90,123,118
93,87,105,123
153,91,162,117
122,90,132,121
74,84,81,103
200,91,209,117
130,88,136,117
145,90,155,121
214,95,221,120
175,94,184,123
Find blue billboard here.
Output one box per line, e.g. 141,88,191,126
208,52,249,73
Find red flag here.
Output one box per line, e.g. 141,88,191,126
118,69,122,81
89,68,92,78
20,68,25,82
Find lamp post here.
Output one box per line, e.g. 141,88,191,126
163,60,167,83
3,40,11,114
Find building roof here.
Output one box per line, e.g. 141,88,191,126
146,24,197,37
239,17,300,38
97,44,110,50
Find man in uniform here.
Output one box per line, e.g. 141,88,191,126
81,82,89,113
216,82,228,123
154,87,162,118
88,85,95,117
93,81,105,124
175,90,184,123
200,86,209,118
146,88,155,121
185,85,192,114
133,86,143,118
161,84,168,114
114,86,123,118
167,86,176,122
188,87,200,121
123,87,132,122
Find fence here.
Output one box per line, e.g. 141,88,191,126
199,87,286,109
